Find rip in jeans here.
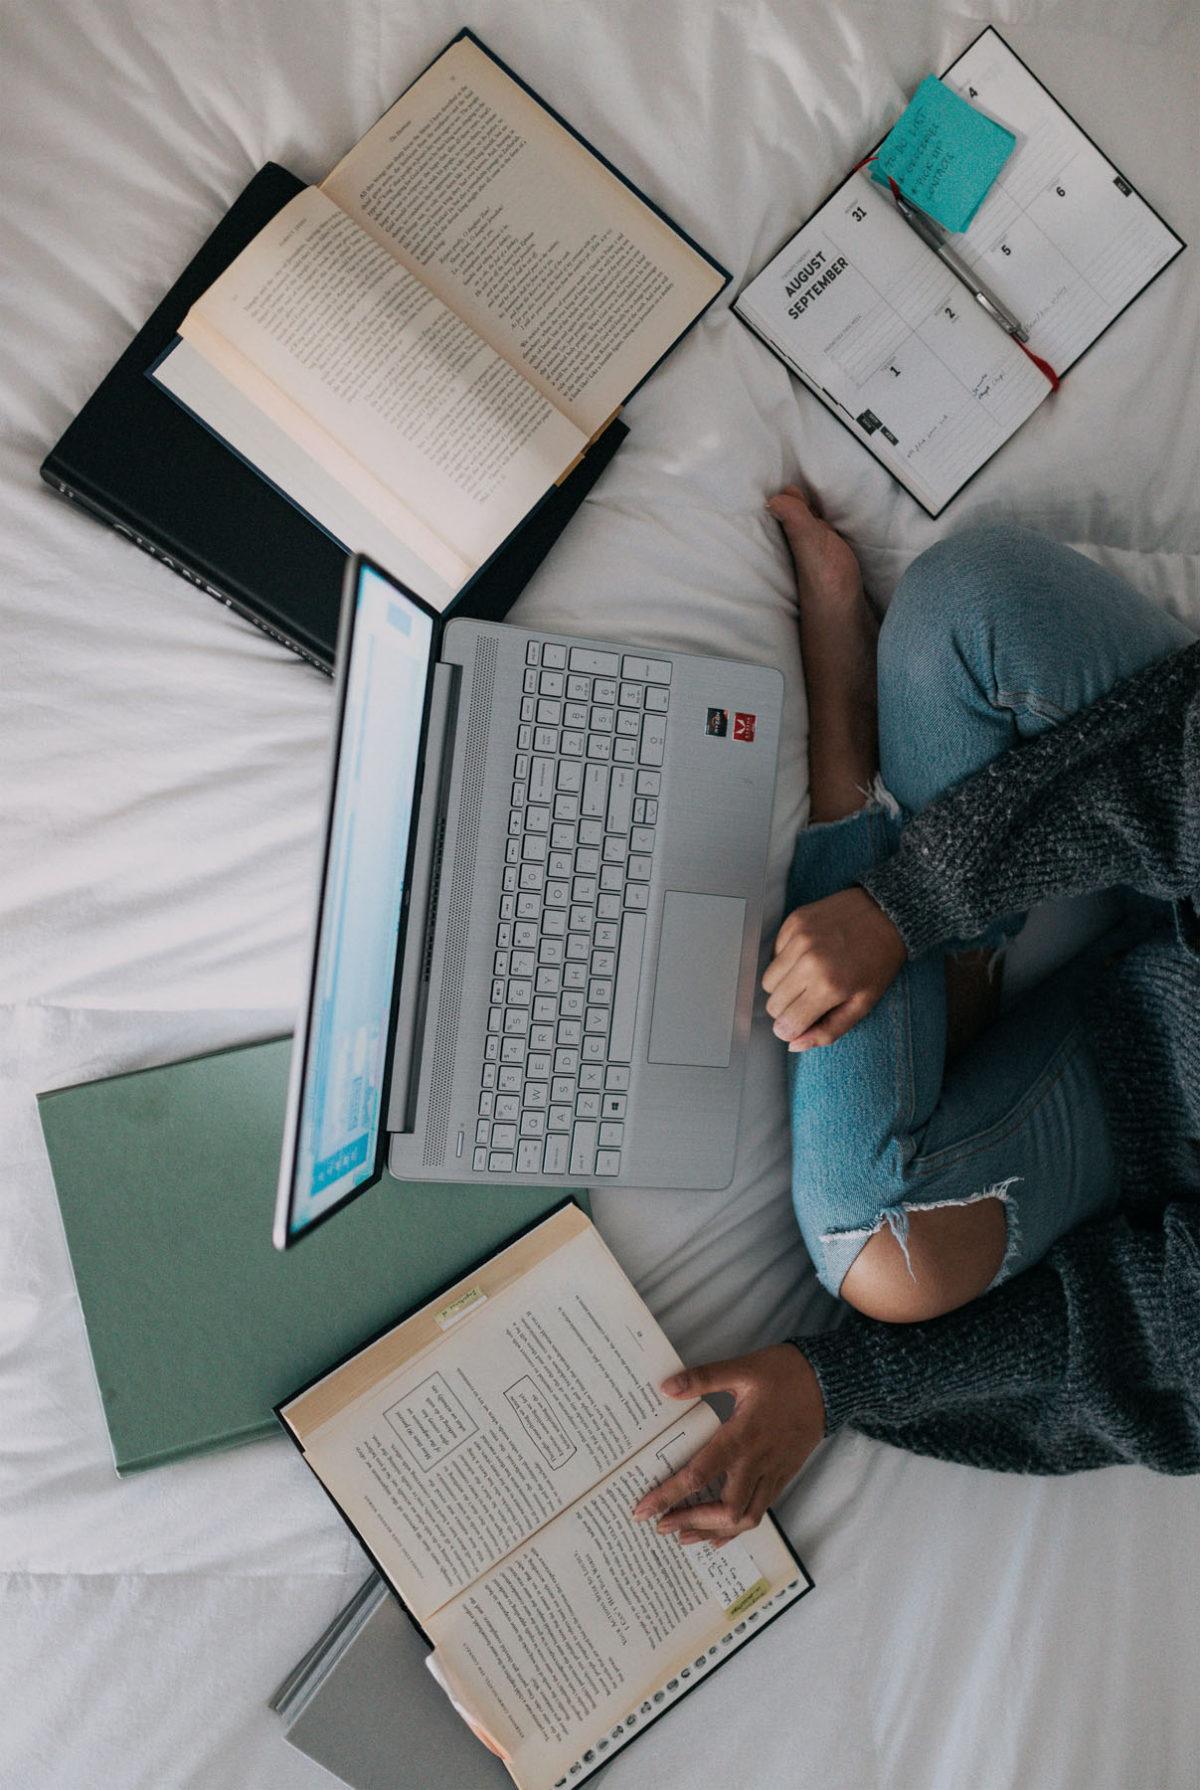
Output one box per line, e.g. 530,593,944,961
820,1175,1024,1293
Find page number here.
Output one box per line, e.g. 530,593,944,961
851,205,867,222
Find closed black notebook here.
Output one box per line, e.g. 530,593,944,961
40,163,627,671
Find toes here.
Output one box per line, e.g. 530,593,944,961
768,492,825,562
767,487,817,526
778,483,823,518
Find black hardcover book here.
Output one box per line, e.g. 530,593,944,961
40,163,627,672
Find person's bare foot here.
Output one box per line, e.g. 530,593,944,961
768,485,864,611
769,486,879,822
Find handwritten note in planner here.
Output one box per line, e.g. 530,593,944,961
941,29,1184,373
871,74,1016,232
735,175,1048,514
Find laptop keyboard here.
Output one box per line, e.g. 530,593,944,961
474,639,671,1180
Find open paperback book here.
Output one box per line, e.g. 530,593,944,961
151,30,727,610
734,27,1184,516
277,1203,811,1790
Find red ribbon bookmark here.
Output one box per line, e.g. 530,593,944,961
1014,339,1060,390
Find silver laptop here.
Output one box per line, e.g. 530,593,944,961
274,554,782,1248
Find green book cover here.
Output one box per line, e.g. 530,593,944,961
38,1036,582,1475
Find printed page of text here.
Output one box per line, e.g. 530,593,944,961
945,30,1183,374
321,36,724,435
425,1403,799,1790
293,1218,683,1624
736,174,1047,514
152,340,460,608
183,186,586,568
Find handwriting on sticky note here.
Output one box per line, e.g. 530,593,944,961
871,74,1015,232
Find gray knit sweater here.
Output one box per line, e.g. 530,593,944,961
799,638,1200,1475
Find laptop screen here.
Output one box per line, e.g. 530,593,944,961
277,559,437,1246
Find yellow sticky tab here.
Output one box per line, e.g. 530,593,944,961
434,1285,488,1331
725,1578,769,1619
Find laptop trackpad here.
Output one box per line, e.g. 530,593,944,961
647,892,746,1067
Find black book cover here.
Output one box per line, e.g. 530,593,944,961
41,163,627,673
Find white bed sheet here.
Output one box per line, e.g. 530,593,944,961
3,2,1198,1786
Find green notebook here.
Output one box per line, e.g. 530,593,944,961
38,1036,580,1474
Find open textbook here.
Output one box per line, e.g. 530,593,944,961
735,28,1184,515
277,1204,811,1790
151,30,727,610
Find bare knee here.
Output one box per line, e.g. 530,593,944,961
839,1196,1008,1323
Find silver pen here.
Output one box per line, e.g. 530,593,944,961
893,192,1029,342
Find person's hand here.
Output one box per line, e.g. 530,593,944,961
630,1346,826,1545
762,885,906,1051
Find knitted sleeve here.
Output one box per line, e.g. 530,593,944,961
862,641,1200,959
798,1201,1200,1475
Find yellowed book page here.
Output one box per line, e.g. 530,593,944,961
182,186,586,567
165,323,470,594
282,1207,684,1626
424,1403,799,1790
321,37,725,435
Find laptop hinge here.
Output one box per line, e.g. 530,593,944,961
387,661,460,1136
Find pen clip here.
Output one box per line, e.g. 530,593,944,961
891,184,945,240
975,290,1026,341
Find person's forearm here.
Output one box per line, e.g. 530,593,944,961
862,642,1200,959
798,1203,1200,1476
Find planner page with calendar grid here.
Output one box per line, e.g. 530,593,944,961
734,28,1183,515
943,30,1182,374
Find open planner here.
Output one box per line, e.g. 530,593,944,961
150,30,727,610
277,1204,811,1790
734,28,1184,515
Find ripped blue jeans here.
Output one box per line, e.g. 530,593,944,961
789,523,1194,1297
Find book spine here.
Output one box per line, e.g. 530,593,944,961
40,469,333,676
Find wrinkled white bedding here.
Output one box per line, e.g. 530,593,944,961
3,2,1198,1786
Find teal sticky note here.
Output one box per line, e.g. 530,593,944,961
871,75,1015,232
